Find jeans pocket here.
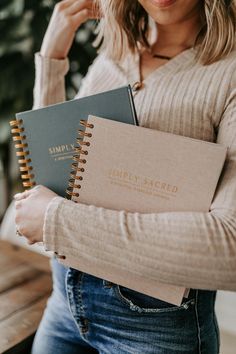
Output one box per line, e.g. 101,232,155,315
113,285,195,314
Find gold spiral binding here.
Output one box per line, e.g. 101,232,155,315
23,181,35,188
74,147,88,155
76,138,90,146
11,127,24,134
20,166,33,172
70,167,84,178
72,155,87,164
70,172,83,180
15,142,28,149
13,135,26,141
68,179,81,189
16,150,29,157
18,158,31,164
66,119,94,200
80,119,94,129
21,173,34,180
78,129,92,138
9,118,36,189
9,119,23,127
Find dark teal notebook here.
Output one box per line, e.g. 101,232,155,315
10,86,138,196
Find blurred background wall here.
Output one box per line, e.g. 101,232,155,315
0,1,235,352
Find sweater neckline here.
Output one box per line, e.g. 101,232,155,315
129,46,196,91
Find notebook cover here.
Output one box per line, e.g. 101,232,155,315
68,115,227,305
72,115,227,213
14,86,137,196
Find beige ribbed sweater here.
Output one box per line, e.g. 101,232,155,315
33,45,236,294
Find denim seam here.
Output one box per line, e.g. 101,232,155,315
194,289,202,354
114,285,195,314
65,268,91,342
65,268,81,327
212,293,220,354
77,272,85,317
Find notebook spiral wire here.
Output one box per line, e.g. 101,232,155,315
66,119,94,200
9,119,36,189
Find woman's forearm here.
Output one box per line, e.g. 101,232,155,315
33,1,99,110
43,196,236,292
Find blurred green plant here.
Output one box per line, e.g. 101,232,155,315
0,0,97,209
0,0,97,137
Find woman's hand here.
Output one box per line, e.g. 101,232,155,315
40,0,100,59
14,185,58,245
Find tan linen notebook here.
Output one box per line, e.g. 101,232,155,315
67,115,227,305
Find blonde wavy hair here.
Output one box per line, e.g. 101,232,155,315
94,0,236,65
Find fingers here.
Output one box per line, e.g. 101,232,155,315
14,190,30,201
66,0,94,15
16,226,23,237
71,9,95,28
27,239,37,245
66,0,101,25
56,0,96,16
15,223,37,244
68,3,100,30
41,0,100,59
13,185,42,201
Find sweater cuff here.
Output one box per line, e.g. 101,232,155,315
43,196,65,252
34,51,69,73
33,52,69,109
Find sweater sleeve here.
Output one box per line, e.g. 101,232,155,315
33,51,105,109
33,52,69,109
42,69,236,293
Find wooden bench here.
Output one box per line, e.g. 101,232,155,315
0,240,52,354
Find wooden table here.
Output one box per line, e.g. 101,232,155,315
0,240,52,354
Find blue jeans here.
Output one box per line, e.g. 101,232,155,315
31,257,220,354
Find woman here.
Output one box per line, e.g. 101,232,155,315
14,0,236,353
